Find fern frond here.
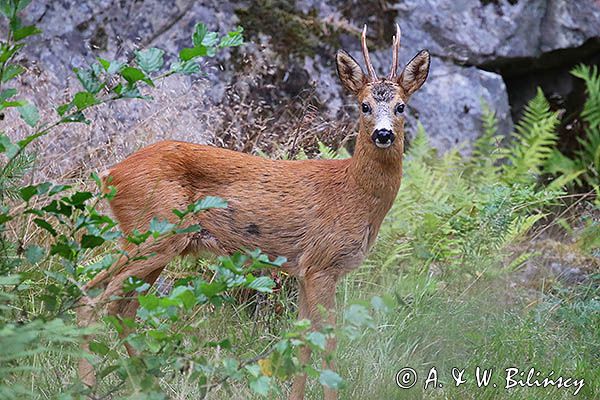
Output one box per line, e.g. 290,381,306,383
502,88,559,183
294,148,309,160
572,64,600,130
473,102,503,163
317,140,339,159
405,123,432,164
576,125,600,181
504,212,546,243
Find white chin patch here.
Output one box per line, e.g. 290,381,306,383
375,140,392,149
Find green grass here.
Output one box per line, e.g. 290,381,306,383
11,254,600,399
145,246,599,399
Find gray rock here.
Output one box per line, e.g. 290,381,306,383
541,1,600,53
403,57,512,151
389,0,600,66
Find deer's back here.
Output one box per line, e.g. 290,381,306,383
105,141,386,276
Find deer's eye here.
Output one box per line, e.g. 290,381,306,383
395,103,405,115
361,102,371,114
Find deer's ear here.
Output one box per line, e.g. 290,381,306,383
398,50,430,97
336,50,366,95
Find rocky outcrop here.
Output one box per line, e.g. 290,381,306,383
389,0,600,66
6,0,600,178
404,59,512,151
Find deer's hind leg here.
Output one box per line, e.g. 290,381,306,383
108,266,166,357
77,237,188,387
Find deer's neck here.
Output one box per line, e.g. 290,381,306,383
347,132,404,204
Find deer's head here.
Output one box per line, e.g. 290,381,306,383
336,25,430,151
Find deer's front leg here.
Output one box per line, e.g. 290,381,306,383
289,273,338,400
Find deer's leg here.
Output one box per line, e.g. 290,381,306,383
77,242,182,387
290,280,311,400
289,273,338,400
111,266,165,357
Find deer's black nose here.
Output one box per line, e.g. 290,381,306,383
372,129,395,148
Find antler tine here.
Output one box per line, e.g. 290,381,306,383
388,23,401,80
361,25,377,81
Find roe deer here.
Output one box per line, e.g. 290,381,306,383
77,24,430,400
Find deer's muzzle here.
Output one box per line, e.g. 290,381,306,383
372,129,395,149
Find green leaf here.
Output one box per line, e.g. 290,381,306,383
192,23,208,47
219,27,244,48
202,31,219,47
108,61,125,75
0,43,24,63
13,24,41,41
192,196,228,212
1,99,25,109
18,102,39,127
74,66,103,94
113,82,146,99
68,191,93,205
0,1,11,16
306,331,327,351
249,376,271,396
120,66,153,86
16,0,32,12
170,286,196,309
175,224,202,234
319,369,344,390
345,304,373,326
19,185,37,201
97,58,125,75
0,213,13,225
0,275,21,285
47,183,68,195
61,111,88,124
138,294,159,310
98,365,120,379
89,341,110,356
149,217,176,236
0,133,19,157
25,245,45,264
81,234,105,249
170,60,200,75
179,46,207,61
123,276,150,293
0,88,17,102
33,218,57,236
2,64,25,82
246,276,275,293
72,91,98,110
50,239,76,260
135,48,165,74
56,102,74,116
126,230,151,245
98,57,110,70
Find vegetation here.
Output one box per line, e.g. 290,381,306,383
1,1,598,399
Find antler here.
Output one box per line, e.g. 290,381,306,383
361,25,377,81
388,23,401,80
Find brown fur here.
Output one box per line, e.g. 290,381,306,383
77,28,430,400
